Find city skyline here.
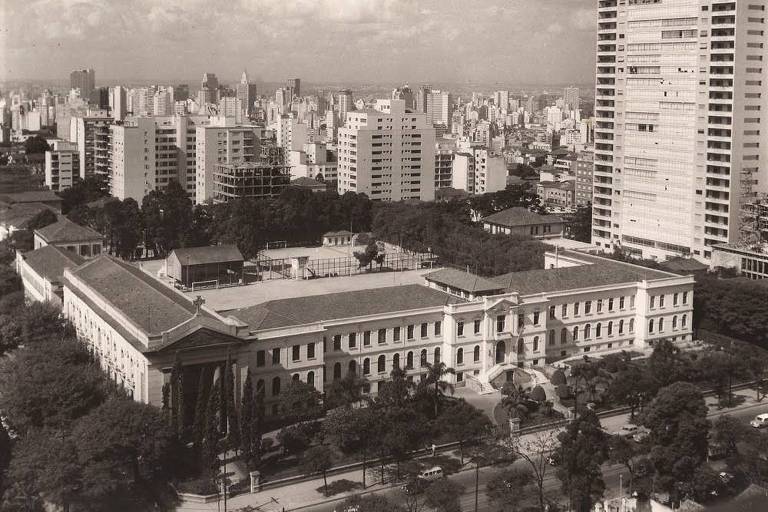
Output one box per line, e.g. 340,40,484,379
2,0,597,84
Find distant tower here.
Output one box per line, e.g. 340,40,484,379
199,73,219,105
236,70,258,117
70,68,95,100
286,78,301,102
337,89,353,123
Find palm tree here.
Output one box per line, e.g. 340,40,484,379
423,362,455,418
501,381,529,421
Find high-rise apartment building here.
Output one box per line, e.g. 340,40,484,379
195,122,262,204
70,69,95,99
593,0,768,262
109,86,127,121
212,146,290,203
45,142,80,192
110,115,204,201
426,90,451,127
199,73,219,105
69,114,113,182
286,78,301,102
337,99,436,201
563,86,580,111
337,89,354,123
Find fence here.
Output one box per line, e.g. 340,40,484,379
251,251,438,281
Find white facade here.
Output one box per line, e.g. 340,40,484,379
195,123,262,204
337,99,436,201
473,149,507,195
45,149,80,192
593,0,768,262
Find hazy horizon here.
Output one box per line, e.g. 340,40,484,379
1,0,597,85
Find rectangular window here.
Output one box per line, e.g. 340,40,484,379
683,291,689,304
533,312,540,325
630,296,635,309
597,299,603,313
518,314,525,328
458,321,465,336
435,321,442,336
620,296,625,309
562,304,568,317
364,330,371,346
378,328,387,344
349,332,357,348
585,301,592,314
307,342,315,359
497,315,506,333
407,324,414,340
421,323,428,338
292,345,301,362
549,306,556,319
608,298,614,311
659,295,665,307
474,319,481,334
256,350,265,367
650,296,656,309
333,334,342,351
574,302,581,315
272,348,281,365
393,326,401,342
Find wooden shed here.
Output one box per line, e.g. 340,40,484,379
166,245,244,288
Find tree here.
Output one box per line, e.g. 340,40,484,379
422,361,456,418
501,382,530,421
322,407,378,488
375,367,413,409
569,203,592,242
27,208,57,231
377,407,429,482
0,419,11,491
277,422,318,456
2,429,81,511
438,399,491,464
509,429,561,512
555,410,609,512
424,478,465,512
711,415,756,459
648,339,689,389
609,435,641,494
170,353,184,438
59,176,109,214
641,382,710,497
23,135,51,155
193,366,213,454
71,398,179,509
301,445,333,496
141,180,193,257
607,364,652,419
278,379,323,423
353,239,379,269
487,465,537,512
0,339,106,434
0,265,21,299
221,352,239,449
240,368,259,467
324,373,367,409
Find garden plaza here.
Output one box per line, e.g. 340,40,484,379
59,248,694,415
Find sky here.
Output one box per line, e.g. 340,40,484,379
0,0,597,86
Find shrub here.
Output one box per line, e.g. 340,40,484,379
530,385,547,402
551,369,567,386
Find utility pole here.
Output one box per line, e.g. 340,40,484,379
475,462,480,512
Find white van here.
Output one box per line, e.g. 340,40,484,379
750,413,768,428
418,466,444,481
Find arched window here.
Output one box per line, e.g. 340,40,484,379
549,329,555,345
472,345,480,362
420,349,428,367
672,315,678,329
561,327,568,344
434,347,441,364
407,351,414,368
584,324,591,339
256,379,265,396
333,362,341,380
348,360,357,375
272,376,281,396
629,319,635,332
573,326,579,341
532,336,539,352
648,319,654,333
456,348,464,365
596,323,602,338
607,321,613,336
658,318,664,332
681,314,687,328
292,373,300,381
307,371,315,388
393,353,400,369
378,355,386,373
363,358,370,375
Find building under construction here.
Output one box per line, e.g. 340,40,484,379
212,145,290,203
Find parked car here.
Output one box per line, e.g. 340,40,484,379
719,471,735,485
616,425,638,437
632,427,650,443
751,413,768,429
418,466,444,481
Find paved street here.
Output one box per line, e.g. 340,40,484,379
176,389,768,512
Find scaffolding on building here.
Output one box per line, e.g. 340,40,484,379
737,166,768,251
